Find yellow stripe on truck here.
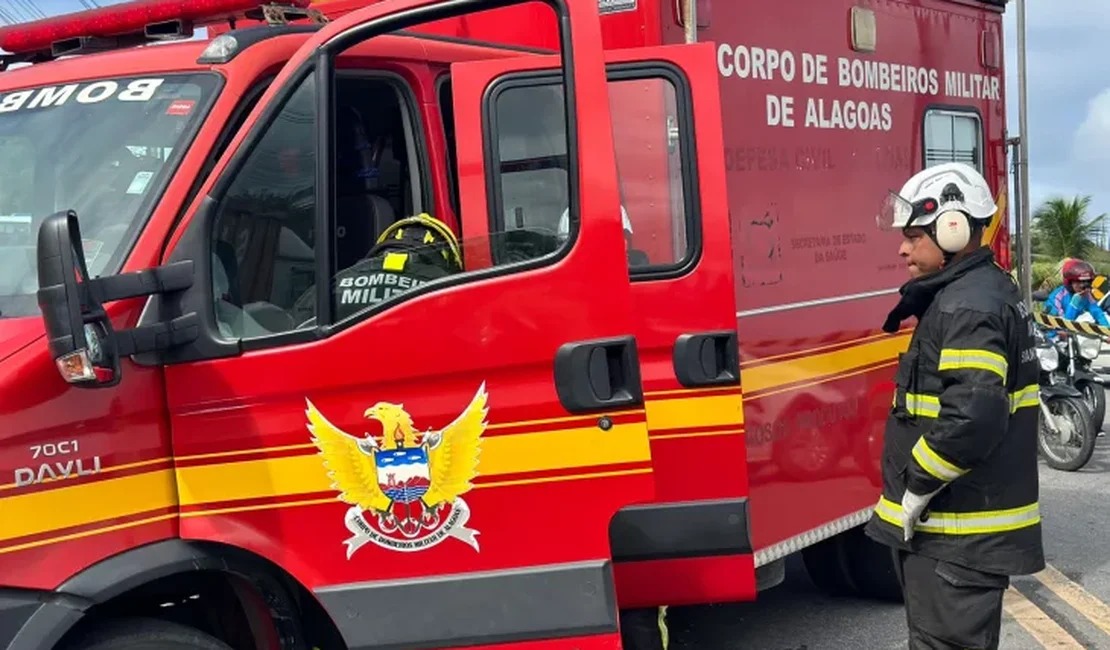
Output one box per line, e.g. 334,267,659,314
176,422,652,507
742,333,910,394
645,393,744,430
0,331,915,549
0,469,177,542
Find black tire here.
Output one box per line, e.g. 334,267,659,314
1038,394,1097,472
1078,380,1106,432
801,532,859,597
842,527,904,603
63,618,233,650
619,607,665,650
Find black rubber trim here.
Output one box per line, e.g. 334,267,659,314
0,588,89,650
673,330,740,388
314,50,336,329
609,497,751,562
314,559,617,650
0,541,240,649
51,540,308,648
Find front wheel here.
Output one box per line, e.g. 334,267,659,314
1038,394,1097,472
61,618,234,650
1078,379,1106,433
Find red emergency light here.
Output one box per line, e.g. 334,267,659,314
0,0,309,58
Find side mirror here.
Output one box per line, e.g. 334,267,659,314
36,210,198,388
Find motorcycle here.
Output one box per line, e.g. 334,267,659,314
1066,313,1108,429
1034,325,1099,471
1032,286,1108,435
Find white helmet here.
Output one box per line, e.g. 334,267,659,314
556,205,633,241
880,162,997,254
885,162,998,229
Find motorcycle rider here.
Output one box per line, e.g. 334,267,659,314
866,162,1044,650
1043,258,1110,326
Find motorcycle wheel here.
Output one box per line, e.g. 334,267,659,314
1078,380,1107,433
1038,394,1097,472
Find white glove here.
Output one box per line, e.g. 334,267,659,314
901,488,941,541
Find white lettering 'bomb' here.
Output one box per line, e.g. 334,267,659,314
0,78,165,113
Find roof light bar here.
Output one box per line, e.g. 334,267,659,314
0,0,309,58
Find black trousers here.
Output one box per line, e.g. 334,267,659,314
894,549,1010,650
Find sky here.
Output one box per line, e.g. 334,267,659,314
3,0,1106,235
1002,1,1110,239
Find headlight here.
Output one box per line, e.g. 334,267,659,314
1037,344,1059,371
1078,335,1102,360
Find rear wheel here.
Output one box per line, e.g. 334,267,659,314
619,607,666,650
802,525,903,603
801,531,859,597
62,618,233,650
1038,394,1097,471
843,527,903,602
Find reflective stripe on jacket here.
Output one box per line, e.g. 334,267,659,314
864,247,1046,576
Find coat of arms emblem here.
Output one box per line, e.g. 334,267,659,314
305,383,488,557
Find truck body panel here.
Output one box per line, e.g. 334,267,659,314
0,0,1014,645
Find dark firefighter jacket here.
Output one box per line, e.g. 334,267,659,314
863,247,1046,577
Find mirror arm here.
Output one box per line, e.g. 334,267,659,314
114,313,200,356
86,260,195,304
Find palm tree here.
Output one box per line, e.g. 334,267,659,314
1031,195,1107,260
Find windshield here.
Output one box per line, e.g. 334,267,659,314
0,72,219,318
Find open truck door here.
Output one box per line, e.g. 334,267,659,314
598,42,751,609
447,39,750,613
65,0,654,647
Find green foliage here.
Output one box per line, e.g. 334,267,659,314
1031,195,1107,260
1032,261,1061,291
1018,195,1110,305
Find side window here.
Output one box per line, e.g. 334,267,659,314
437,76,460,219
923,108,983,172
191,4,595,352
210,73,427,339
608,73,694,273
210,74,318,340
484,70,697,273
487,80,570,264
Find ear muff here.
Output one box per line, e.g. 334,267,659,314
933,210,971,253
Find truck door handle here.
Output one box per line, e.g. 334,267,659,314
673,330,740,388
554,335,644,413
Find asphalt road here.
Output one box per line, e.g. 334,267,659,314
660,383,1110,649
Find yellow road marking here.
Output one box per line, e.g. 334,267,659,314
1031,564,1110,638
1003,586,1084,648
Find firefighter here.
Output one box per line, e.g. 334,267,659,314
865,162,1044,650
290,213,462,327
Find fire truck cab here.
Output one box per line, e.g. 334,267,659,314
0,0,1012,647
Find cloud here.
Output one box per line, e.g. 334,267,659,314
1073,89,1110,165
999,1,1110,230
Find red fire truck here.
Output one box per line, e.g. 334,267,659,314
0,0,1011,647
